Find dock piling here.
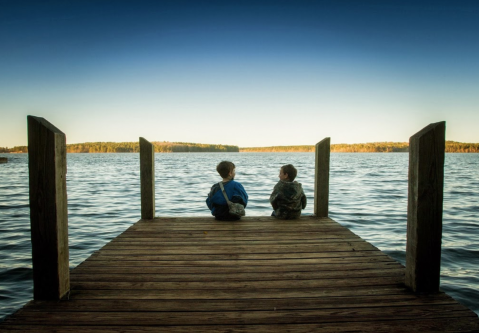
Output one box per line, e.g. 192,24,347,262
140,137,155,219
405,121,446,293
314,137,330,217
27,116,70,300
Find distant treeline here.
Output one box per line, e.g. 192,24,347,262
1,142,239,153
240,141,479,153
2,141,478,154
445,141,479,153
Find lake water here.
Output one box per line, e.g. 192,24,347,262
0,152,478,320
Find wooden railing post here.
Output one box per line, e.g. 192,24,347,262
27,116,70,300
314,137,330,217
405,121,445,293
140,137,155,219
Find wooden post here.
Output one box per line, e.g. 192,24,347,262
140,137,155,219
27,116,69,300
405,121,445,293
314,137,330,217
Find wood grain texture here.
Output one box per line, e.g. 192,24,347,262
406,121,445,293
3,215,478,332
27,116,69,300
314,137,330,217
140,137,155,219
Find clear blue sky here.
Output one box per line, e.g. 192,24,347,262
1,0,478,148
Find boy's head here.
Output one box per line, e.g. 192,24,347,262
217,161,236,179
280,164,297,181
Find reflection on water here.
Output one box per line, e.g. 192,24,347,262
0,152,478,320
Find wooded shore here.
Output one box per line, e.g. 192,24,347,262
1,142,239,154
2,141,478,153
241,141,479,153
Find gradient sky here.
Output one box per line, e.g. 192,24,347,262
1,0,478,148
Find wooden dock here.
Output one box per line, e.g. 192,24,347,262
3,118,477,331
2,216,479,332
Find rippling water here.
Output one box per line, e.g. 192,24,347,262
0,152,478,320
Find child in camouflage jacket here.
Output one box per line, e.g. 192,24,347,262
270,164,307,219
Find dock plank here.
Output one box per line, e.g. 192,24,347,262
8,305,476,326
2,215,478,332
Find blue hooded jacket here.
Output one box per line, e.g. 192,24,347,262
206,180,248,220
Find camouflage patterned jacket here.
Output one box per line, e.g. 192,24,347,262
269,180,307,219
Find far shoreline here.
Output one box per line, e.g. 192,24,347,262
2,141,478,153
2,151,479,154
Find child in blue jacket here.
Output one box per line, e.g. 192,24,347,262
206,161,248,221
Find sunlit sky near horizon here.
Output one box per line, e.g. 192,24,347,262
1,0,479,148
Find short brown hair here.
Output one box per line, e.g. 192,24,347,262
281,164,297,181
216,161,235,178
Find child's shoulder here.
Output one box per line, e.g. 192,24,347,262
232,179,245,187
210,182,221,191
276,180,302,188
231,180,247,191
273,180,286,189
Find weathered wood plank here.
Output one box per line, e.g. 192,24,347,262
70,276,404,291
88,243,378,255
109,237,362,245
8,304,474,326
3,319,479,333
314,137,330,217
84,251,391,261
406,121,445,293
140,137,155,219
106,238,365,247
135,216,337,223
120,230,351,238
111,232,355,240
88,255,380,263
61,285,438,300
101,240,369,249
77,254,396,265
72,263,401,275
27,115,70,300
129,219,342,226
70,267,404,282
129,216,344,228
18,293,459,312
125,226,351,233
